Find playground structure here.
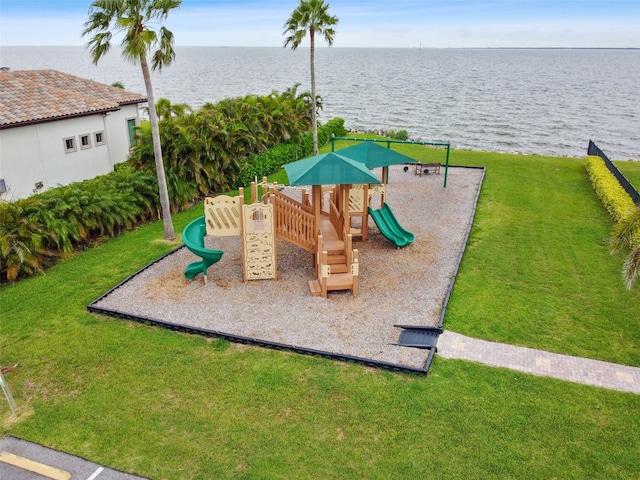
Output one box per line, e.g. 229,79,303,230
267,178,400,297
183,142,423,297
182,188,277,284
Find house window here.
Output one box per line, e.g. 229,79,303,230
94,131,105,146
126,118,136,147
63,136,76,153
80,134,92,150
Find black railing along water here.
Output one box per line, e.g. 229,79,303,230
588,140,640,205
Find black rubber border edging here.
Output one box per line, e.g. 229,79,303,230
88,165,485,376
437,165,486,330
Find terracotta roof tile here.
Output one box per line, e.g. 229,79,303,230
0,69,147,128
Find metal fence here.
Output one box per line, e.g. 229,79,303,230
588,140,640,205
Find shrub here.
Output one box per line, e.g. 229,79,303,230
234,117,348,188
0,200,59,281
0,167,156,283
586,155,640,289
387,129,409,141
0,117,347,283
128,88,316,199
585,155,636,222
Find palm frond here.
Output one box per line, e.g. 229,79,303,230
622,247,640,289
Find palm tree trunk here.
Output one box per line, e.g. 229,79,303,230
310,28,318,156
140,54,175,240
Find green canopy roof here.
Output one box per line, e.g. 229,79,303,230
337,141,418,169
284,152,381,186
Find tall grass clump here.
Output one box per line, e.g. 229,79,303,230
611,207,640,289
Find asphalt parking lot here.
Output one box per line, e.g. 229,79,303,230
0,436,149,480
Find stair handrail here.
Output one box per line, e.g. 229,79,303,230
328,197,343,237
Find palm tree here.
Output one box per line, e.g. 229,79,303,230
611,206,640,289
154,97,192,122
83,0,180,240
283,0,338,155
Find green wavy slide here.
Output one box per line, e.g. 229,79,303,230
182,216,224,280
368,203,415,248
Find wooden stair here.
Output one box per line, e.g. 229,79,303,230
308,207,359,298
309,272,355,296
327,253,348,273
309,239,359,298
308,278,323,296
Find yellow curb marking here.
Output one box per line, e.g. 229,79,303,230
0,451,71,480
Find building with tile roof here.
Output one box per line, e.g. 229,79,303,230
0,69,147,199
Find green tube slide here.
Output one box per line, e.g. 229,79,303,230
182,216,224,280
368,203,415,248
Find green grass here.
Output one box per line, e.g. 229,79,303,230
2,144,640,479
615,160,640,192
438,151,640,365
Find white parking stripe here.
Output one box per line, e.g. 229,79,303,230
86,466,104,480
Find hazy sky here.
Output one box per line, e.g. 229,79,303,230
1,0,638,48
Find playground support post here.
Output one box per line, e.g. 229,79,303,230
331,136,451,187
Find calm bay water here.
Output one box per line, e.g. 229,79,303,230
2,46,639,160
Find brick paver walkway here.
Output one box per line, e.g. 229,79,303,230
437,331,640,394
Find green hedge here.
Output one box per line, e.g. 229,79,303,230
585,155,636,222
234,118,347,188
0,167,157,282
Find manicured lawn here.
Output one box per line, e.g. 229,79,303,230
615,160,640,191
2,143,639,479
438,151,640,366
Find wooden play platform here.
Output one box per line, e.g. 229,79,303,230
183,133,437,300
185,171,413,300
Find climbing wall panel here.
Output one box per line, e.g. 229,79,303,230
242,204,277,281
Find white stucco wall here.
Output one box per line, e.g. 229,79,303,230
0,125,47,199
104,104,141,165
0,105,140,200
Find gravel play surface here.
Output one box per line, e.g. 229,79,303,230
92,165,484,370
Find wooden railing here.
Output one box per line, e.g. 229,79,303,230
328,198,343,239
344,227,352,258
271,191,316,253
